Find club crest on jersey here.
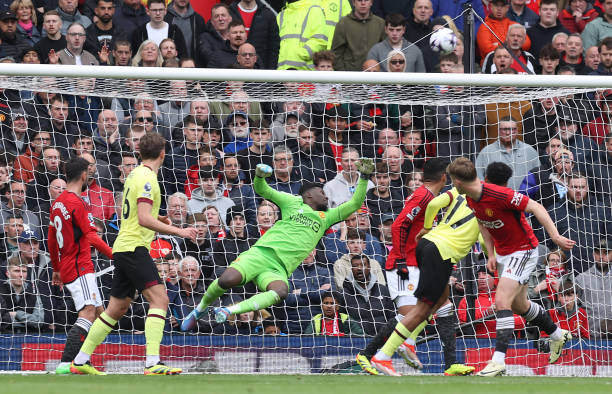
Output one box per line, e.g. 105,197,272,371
485,208,494,217
319,212,326,219
510,192,523,207
406,206,420,220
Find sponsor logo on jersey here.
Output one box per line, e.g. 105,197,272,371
318,212,326,219
406,206,421,220
289,212,321,232
485,208,494,217
477,218,504,229
510,192,523,207
144,182,152,192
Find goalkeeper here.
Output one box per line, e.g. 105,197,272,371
181,159,374,330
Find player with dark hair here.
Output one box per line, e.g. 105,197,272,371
181,159,375,331
485,161,513,186
48,157,114,375
369,161,515,376
446,157,574,376
71,133,197,375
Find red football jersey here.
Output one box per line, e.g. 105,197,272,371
466,183,539,256
48,191,112,284
385,185,434,269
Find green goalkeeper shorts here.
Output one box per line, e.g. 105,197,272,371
229,246,289,291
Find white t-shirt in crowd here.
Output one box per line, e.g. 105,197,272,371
146,22,169,46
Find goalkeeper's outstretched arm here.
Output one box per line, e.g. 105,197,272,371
253,164,297,207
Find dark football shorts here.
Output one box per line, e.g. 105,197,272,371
414,239,454,306
111,246,163,299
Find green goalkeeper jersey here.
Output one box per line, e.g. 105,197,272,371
252,175,368,274
422,187,480,264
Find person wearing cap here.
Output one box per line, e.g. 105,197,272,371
475,116,539,191
547,279,590,339
331,0,385,71
526,0,570,58
477,0,531,60
268,146,301,196
555,111,597,165
550,173,611,273
187,165,235,220
212,206,254,273
575,238,612,338
223,111,252,154
324,147,374,209
0,10,32,60
218,155,257,225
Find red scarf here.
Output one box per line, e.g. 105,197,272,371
321,312,345,336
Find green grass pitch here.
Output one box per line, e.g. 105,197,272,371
2,374,612,394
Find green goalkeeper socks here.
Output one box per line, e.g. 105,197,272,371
227,290,281,315
74,312,117,364
144,308,166,366
380,322,412,358
196,280,227,313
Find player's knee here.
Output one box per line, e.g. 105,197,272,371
218,269,242,289
79,305,96,322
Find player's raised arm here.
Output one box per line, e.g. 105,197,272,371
525,198,575,251
137,201,197,242
331,158,373,221
252,164,297,207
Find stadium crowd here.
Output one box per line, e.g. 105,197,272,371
0,0,610,343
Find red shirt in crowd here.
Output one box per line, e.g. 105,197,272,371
547,307,590,339
81,180,115,221
583,113,611,146
458,292,526,338
466,182,538,256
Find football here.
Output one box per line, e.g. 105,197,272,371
429,27,457,54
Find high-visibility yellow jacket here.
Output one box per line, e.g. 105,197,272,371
322,0,352,49
277,0,328,70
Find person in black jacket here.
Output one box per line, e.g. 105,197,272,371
228,0,279,69
164,0,206,61
84,0,128,62
207,20,246,68
196,3,231,67
0,10,32,60
130,0,187,58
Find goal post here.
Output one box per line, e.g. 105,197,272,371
0,64,610,376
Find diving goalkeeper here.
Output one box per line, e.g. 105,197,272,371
181,159,374,331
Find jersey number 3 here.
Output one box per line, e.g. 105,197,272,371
53,215,64,249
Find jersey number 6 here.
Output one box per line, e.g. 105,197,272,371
122,188,130,219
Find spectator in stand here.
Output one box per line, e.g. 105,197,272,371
556,112,597,165
110,153,137,195
475,116,540,191
404,0,437,72
332,228,385,288
276,0,326,70
197,3,231,68
365,162,404,230
331,0,385,71
521,96,559,153
371,0,412,20
401,128,427,170
550,173,611,273
528,249,570,310
582,0,612,50
25,146,62,215
223,111,252,154
56,0,91,35
458,266,526,338
0,214,22,262
236,119,273,183
551,31,568,54
13,130,48,183
182,212,213,281
324,148,374,208
538,44,560,74
527,0,570,58
323,211,384,267
207,20,246,68
590,133,612,204
382,145,412,198
507,0,539,28
131,40,163,67
218,155,257,225
34,11,65,64
284,249,333,334
520,144,574,210
482,24,536,74
123,126,146,156
268,146,301,195
113,0,149,39
366,14,425,73
322,0,352,50
0,255,44,332
477,0,531,60
236,43,259,69
431,0,486,32
159,81,191,132
17,46,37,64
375,128,400,158
585,45,600,71
548,280,590,339
249,199,277,238
187,166,235,219
131,0,186,58
304,290,363,335
79,152,115,221
84,0,127,62
228,0,279,69
92,109,121,179
166,192,188,229
159,38,178,62
11,0,40,45
42,95,79,160
342,254,395,336
559,33,591,75
0,109,28,157
164,0,206,61
49,22,101,65
575,239,612,338
560,0,598,33
0,10,31,60
590,37,612,77
583,90,612,145
292,125,335,184
110,39,131,66
212,206,255,276
270,101,308,142
174,255,206,327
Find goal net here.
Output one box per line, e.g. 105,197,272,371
0,65,610,376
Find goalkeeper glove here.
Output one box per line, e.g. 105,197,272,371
356,158,374,179
255,163,273,178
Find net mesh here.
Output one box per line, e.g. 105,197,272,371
0,72,610,376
